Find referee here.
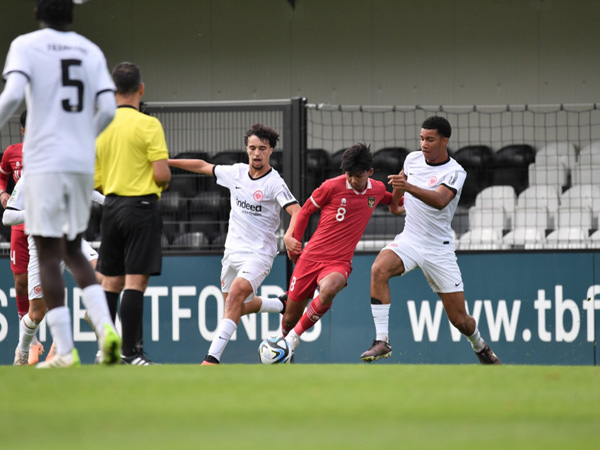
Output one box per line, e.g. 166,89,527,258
95,62,171,365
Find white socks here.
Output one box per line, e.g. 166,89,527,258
45,306,73,356
18,314,39,352
207,318,237,362
284,330,300,351
467,327,486,352
371,304,390,342
82,284,114,334
258,296,284,313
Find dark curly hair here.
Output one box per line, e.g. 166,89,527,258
421,116,452,139
36,0,74,26
244,124,279,149
340,143,373,174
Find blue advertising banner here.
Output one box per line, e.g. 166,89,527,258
0,252,598,365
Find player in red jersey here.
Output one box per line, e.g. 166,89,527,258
280,143,404,356
0,110,44,363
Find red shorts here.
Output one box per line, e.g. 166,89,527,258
287,258,352,302
10,228,30,274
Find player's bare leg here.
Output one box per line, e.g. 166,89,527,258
361,250,405,362
440,291,500,365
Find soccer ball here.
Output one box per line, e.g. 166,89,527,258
258,336,291,364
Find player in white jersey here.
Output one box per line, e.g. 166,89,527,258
168,123,301,364
361,116,501,365
0,0,120,367
3,177,105,365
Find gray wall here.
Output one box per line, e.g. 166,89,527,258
1,0,599,106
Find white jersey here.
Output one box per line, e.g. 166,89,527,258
2,28,115,175
401,151,466,247
215,163,297,260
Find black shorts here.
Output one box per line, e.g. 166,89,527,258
98,194,163,277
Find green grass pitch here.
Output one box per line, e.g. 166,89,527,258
1,364,598,449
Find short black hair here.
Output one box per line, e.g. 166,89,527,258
422,116,452,139
36,0,73,26
112,62,142,95
340,143,373,174
244,123,279,149
19,110,27,129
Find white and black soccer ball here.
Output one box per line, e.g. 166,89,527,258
258,336,291,364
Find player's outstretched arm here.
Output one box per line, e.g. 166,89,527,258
2,208,25,226
168,158,214,176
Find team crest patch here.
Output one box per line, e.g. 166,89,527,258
428,175,438,187
253,190,264,202
34,285,42,295
368,197,376,208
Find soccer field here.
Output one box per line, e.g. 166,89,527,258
1,364,598,449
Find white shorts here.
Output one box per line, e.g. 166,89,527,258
383,233,464,293
28,236,98,300
220,252,273,303
24,172,93,240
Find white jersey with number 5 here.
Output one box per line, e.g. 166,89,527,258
2,28,114,175
215,163,298,260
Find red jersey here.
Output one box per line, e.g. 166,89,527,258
0,143,24,187
1,143,24,231
294,175,392,262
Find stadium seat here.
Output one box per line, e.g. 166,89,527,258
306,149,332,196
544,228,588,249
189,190,230,218
528,162,569,190
169,151,210,198
270,151,283,173
502,228,546,249
588,229,600,249
371,147,409,188
362,210,405,238
491,144,535,194
556,207,593,231
468,206,504,232
577,141,600,165
160,190,185,222
457,228,503,250
517,185,560,228
512,206,548,230
211,150,248,166
572,163,600,186
452,145,494,206
328,149,346,178
172,231,211,250
535,142,578,171
186,210,223,241
560,185,600,228
474,185,516,229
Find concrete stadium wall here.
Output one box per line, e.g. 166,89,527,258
1,0,599,106
1,252,598,365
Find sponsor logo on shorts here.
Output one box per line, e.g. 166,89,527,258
368,197,375,208
428,175,438,187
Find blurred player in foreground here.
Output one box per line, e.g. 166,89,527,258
0,0,120,367
280,143,404,358
5,178,107,365
360,116,500,365
0,110,45,364
168,124,300,365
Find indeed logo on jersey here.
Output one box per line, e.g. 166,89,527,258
236,196,262,214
